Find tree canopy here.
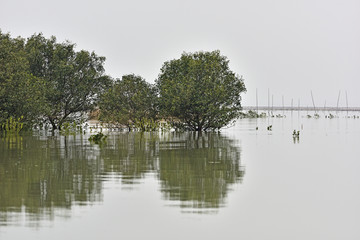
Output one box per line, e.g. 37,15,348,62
156,50,246,131
1,30,247,133
1,31,111,131
99,74,158,130
25,33,111,130
0,31,46,127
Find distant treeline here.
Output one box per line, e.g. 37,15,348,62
0,31,246,132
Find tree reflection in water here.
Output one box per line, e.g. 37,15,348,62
0,131,245,225
0,134,103,226
157,132,244,213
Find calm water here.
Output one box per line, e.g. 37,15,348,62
1,112,360,239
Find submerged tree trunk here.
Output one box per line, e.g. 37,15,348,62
49,117,58,131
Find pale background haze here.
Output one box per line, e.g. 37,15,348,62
1,0,359,107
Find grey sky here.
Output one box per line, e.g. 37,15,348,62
1,0,359,107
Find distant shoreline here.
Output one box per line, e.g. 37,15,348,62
242,106,360,112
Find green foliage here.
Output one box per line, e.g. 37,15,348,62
0,31,46,127
156,50,246,131
59,121,85,135
24,33,112,130
2,31,247,133
0,116,24,134
99,74,158,131
240,110,267,118
131,118,171,132
133,118,159,132
259,112,267,118
327,113,335,119
1,30,111,131
293,130,300,136
88,132,107,144
293,130,300,143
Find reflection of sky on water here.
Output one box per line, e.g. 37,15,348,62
1,113,360,240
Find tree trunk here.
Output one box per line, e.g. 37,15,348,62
49,117,57,131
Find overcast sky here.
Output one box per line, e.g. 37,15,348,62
1,0,359,107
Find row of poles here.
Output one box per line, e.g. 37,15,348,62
255,89,350,116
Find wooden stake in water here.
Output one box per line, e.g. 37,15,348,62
311,91,317,114
272,94,274,116
336,90,341,115
298,99,300,116
256,88,258,114
282,95,284,116
268,88,270,117
346,91,349,117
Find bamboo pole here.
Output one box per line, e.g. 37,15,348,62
311,91,317,114
346,91,349,117
336,90,341,115
256,88,258,114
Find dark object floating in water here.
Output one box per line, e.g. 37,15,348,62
88,132,107,144
293,130,300,137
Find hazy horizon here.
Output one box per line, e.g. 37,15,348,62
1,0,359,107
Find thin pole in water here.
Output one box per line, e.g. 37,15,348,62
272,94,274,116
256,88,258,114
336,90,341,115
282,95,284,116
346,91,349,117
311,91,317,114
298,98,300,116
268,88,270,117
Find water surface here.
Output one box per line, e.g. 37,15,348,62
1,112,360,239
